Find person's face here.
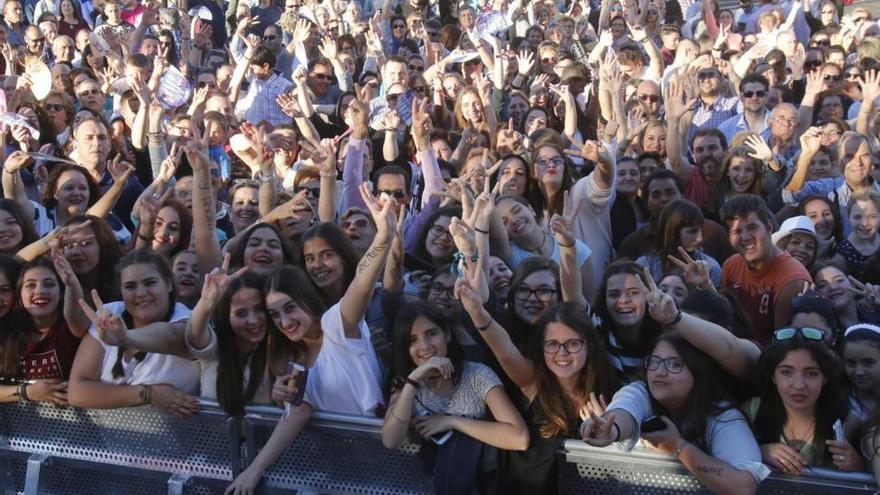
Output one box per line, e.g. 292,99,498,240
804,199,835,240
54,37,75,62
637,83,662,114
243,227,284,275
76,81,104,113
124,63,150,88
819,96,843,121
661,31,680,50
21,266,61,320
782,233,817,267
39,22,57,45
172,177,193,211
814,265,853,309
427,272,459,313
499,159,528,196
262,26,282,52
120,263,171,325
172,251,200,301
151,206,182,255
698,69,721,96
206,94,235,121
820,4,835,24
821,65,842,91
727,156,756,194
230,187,259,232
61,226,99,274
44,96,68,133
659,275,687,307
771,108,798,141
639,158,659,179
850,200,880,242
51,65,71,93
488,256,512,301
827,52,845,69
679,223,703,253
0,271,12,318
339,53,356,75
75,30,90,51
140,37,158,58
692,135,725,168
341,213,375,254
54,169,90,216
642,126,666,155
539,49,557,75
375,173,408,211
425,215,454,260
820,123,842,148
461,91,484,125
843,141,873,186
542,322,587,380
303,236,345,290
250,62,273,81
408,315,449,366
278,196,313,240
459,8,474,28
646,178,681,218
647,341,694,408
527,28,542,48
61,0,74,17
442,77,462,100
524,109,547,136
606,273,647,329
512,269,557,324
773,349,825,413
265,290,315,342
105,2,121,22
229,287,267,346
740,82,767,113
533,146,564,187
845,341,880,396
610,19,626,37
728,212,773,268
806,150,832,182
498,197,537,240
508,95,528,125
616,160,640,195
4,1,22,24
385,60,408,87
73,120,111,171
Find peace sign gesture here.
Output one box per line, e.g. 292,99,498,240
51,247,80,288
78,289,128,347
634,267,680,326
848,276,880,308
453,249,489,316
449,216,477,258
579,400,618,447
667,247,712,290
359,182,396,238
549,190,583,248
202,254,249,309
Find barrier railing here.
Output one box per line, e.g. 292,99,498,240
0,400,877,494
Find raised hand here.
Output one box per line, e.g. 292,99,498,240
799,126,822,154
3,150,31,173
861,70,880,105
565,139,610,164
667,247,712,289
107,155,135,184
276,92,305,119
51,247,79,288
449,216,477,257
848,276,880,307
516,49,534,76
549,190,582,248
318,36,338,60
359,182,396,238
408,356,454,382
300,136,337,175
579,405,618,447
78,289,129,347
744,134,773,162
202,254,249,308
665,80,695,120
411,96,431,152
634,267,680,325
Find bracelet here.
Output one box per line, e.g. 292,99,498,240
319,172,337,178
20,383,29,401
141,384,152,405
137,232,152,242
475,317,493,332
405,378,420,389
474,226,490,234
673,440,688,458
611,422,620,442
558,240,575,248
665,309,683,328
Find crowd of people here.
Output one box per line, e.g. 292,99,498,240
0,0,880,492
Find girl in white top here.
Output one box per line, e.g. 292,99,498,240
69,249,200,416
225,184,396,494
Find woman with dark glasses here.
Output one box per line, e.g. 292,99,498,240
581,333,769,495
745,328,860,474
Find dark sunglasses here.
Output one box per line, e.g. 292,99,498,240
341,218,369,230
294,186,321,197
376,189,406,199
638,94,660,103
197,81,216,88
408,64,424,71
263,35,278,40
823,74,841,82
412,85,427,93
697,71,720,80
742,90,767,98
44,103,65,112
773,327,826,343
311,73,333,81
78,88,102,97
812,39,830,47
392,23,406,29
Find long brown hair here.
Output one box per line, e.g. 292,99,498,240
529,303,618,438
264,266,326,376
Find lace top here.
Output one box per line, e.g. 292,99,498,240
413,361,502,419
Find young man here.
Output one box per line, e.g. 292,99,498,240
721,195,812,345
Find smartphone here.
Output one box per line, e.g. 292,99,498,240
282,361,308,419
420,411,453,445
641,416,667,433
833,419,845,442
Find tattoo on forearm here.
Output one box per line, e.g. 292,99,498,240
696,466,724,477
357,241,388,274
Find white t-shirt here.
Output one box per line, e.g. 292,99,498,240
572,170,615,288
90,301,200,394
303,301,384,415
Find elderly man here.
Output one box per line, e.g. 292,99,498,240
52,35,75,64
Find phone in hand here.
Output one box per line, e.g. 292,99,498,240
833,419,845,442
641,416,667,433
282,361,308,419
420,411,453,445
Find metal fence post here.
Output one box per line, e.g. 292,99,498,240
166,473,191,495
22,453,51,495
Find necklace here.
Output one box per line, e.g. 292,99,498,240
783,421,815,449
526,231,548,256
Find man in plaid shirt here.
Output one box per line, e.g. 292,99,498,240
235,46,293,126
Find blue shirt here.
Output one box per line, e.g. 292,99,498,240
717,112,771,144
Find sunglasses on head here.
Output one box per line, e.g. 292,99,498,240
742,90,767,98
341,218,369,230
773,327,826,343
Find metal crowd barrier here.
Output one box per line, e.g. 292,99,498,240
1,400,878,494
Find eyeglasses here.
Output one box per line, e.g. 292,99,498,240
197,81,216,88
294,185,321,198
812,39,830,47
62,239,95,251
408,64,425,72
741,90,767,99
427,31,440,38
27,37,44,43
638,94,660,103
773,327,826,342
392,23,406,29
513,286,557,302
263,35,278,40
429,225,452,240
774,116,797,126
823,74,841,82
541,57,557,65
78,88,102,97
698,71,720,81
821,9,835,14
341,218,369,230
429,282,455,298
535,156,565,168
44,103,65,112
311,73,333,81
543,339,585,354
412,85,427,93
376,189,406,199
645,355,685,374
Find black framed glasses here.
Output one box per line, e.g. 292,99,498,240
513,286,557,302
294,185,321,198
44,103,65,112
823,74,841,82
741,90,767,99
697,71,720,81
341,218,369,230
311,73,333,81
638,94,660,103
429,225,452,240
392,23,406,29
263,35,278,41
543,339,584,354
773,327,826,343
645,355,685,374
535,156,565,168
429,282,455,298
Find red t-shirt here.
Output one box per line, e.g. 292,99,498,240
685,168,710,210
722,252,811,345
21,320,82,381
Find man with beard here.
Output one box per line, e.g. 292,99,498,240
70,116,143,230
718,74,772,144
667,80,728,210
720,194,811,344
233,45,292,125
687,65,739,145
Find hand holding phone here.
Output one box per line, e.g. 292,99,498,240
282,361,308,419
641,416,667,433
833,419,845,442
